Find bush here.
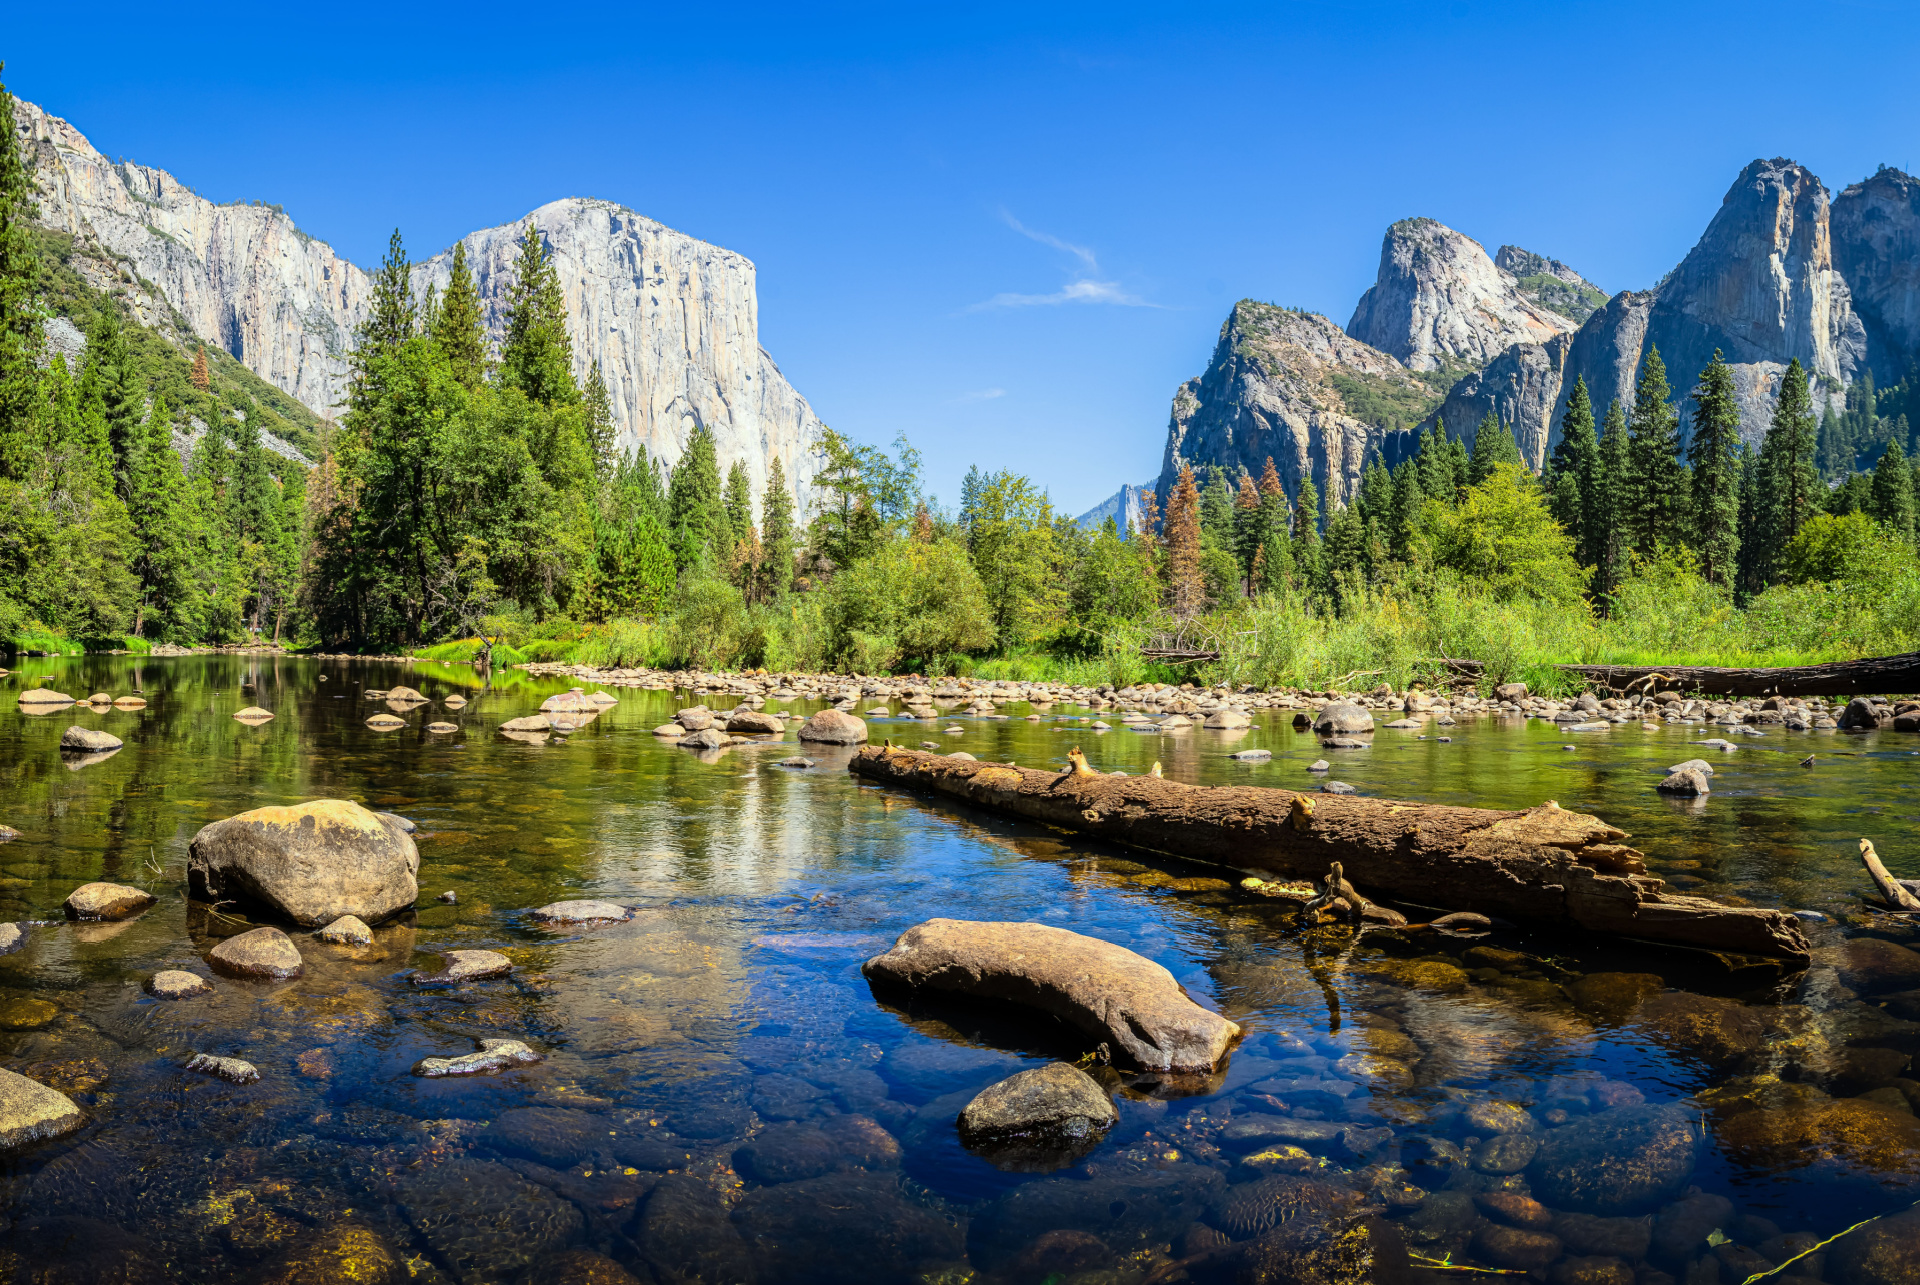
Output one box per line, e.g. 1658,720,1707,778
821,538,994,671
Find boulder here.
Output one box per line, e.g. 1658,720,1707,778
208,926,305,979
674,708,715,731
0,1069,82,1150
415,1038,544,1078
1203,709,1251,729
62,881,154,921
1656,768,1710,795
1829,1204,1920,1285
411,949,513,986
677,728,726,749
256,1224,408,1285
652,723,686,738
530,900,630,925
1840,696,1892,730
1528,1105,1699,1214
862,919,1239,1072
958,1063,1116,1168
1495,682,1529,701
443,694,468,708
364,714,405,730
726,711,786,734
185,1053,260,1084
59,726,122,752
797,709,868,745
188,799,419,927
385,686,427,703
501,715,552,733
1311,702,1374,735
1818,937,1920,993
112,695,145,709
1666,758,1715,775
233,707,275,722
148,970,211,999
16,689,73,705
313,915,373,946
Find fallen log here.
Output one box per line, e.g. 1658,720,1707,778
849,747,1809,964
1860,838,1920,912
1554,651,1920,698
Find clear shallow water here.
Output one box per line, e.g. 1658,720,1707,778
2,656,1920,1283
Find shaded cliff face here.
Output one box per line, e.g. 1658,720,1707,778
1345,218,1577,372
412,199,822,511
1158,303,1419,510
1832,167,1920,383
14,99,819,505
1421,333,1573,466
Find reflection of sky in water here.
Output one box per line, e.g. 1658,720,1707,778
2,655,1919,1278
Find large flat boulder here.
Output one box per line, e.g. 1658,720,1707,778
63,882,154,921
187,799,419,927
59,726,122,752
0,1069,81,1150
798,709,867,744
862,919,1239,1073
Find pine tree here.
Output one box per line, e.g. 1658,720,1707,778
1356,456,1392,525
666,424,723,571
1767,358,1821,549
1386,460,1422,562
190,346,210,392
1871,436,1917,543
1293,474,1323,597
1231,472,1264,589
1163,463,1204,617
583,360,616,480
499,223,577,407
1626,346,1687,553
1322,504,1368,606
1548,377,1599,566
1199,465,1236,541
0,64,42,482
1735,441,1766,601
1593,399,1631,602
723,458,755,560
1688,352,1743,586
127,395,188,636
434,240,488,389
1468,413,1522,485
360,229,415,359
84,307,142,493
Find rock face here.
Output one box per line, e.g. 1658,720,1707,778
1157,302,1427,512
12,98,822,509
0,1069,82,1150
862,919,1240,1072
1419,332,1574,468
1347,218,1578,372
188,799,419,927
1833,167,1920,383
1496,245,1608,325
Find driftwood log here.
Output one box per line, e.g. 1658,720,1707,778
849,747,1810,964
1555,652,1920,697
1860,839,1920,911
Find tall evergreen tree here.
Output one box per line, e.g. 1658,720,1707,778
1688,352,1743,586
1871,436,1917,544
499,223,577,407
1548,377,1599,567
666,425,723,572
1162,463,1204,617
1253,458,1292,594
1293,475,1323,597
1199,465,1236,541
1322,504,1368,607
1735,441,1766,602
1230,472,1265,589
1593,398,1631,602
583,360,617,481
127,396,188,636
1626,346,1687,552
1754,358,1822,583
1468,413,1523,484
723,459,755,552
433,240,488,389
84,307,141,492
360,230,416,360
760,455,794,600
0,64,40,482
1387,460,1423,562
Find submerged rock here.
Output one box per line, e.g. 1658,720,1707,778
186,1053,260,1084
208,926,305,979
1528,1104,1700,1214
733,1115,902,1184
62,881,155,921
777,756,816,768
530,899,630,925
414,1037,544,1078
1228,749,1272,760
957,1063,1116,1170
396,1159,584,1283
188,798,420,927
147,970,211,999
256,1223,408,1285
862,918,1240,1072
0,1069,82,1150
732,1171,964,1285
1206,1173,1363,1239
411,949,513,986
523,1249,645,1285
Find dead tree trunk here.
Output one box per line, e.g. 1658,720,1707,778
1556,652,1920,697
849,747,1809,964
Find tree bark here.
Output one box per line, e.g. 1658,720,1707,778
1555,652,1920,697
849,747,1809,964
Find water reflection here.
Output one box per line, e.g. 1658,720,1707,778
0,657,1918,1280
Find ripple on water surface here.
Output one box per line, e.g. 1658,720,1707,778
0,655,1918,1281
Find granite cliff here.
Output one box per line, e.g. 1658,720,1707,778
12,98,821,506
1832,166,1920,385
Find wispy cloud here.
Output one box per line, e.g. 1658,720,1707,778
951,387,1006,403
967,212,1158,312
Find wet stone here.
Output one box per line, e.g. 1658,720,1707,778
186,1053,260,1084
1829,1204,1920,1285
414,1038,544,1078
59,725,122,752
1633,992,1771,1068
732,1171,964,1285
1474,1222,1564,1270
0,1069,82,1150
530,899,630,925
1549,1255,1637,1285
255,1222,408,1285
973,1164,1224,1269
148,970,211,999
208,926,305,979
397,1159,585,1284
0,998,58,1030
523,1249,645,1285
486,1107,606,1167
734,1114,902,1184
1473,1131,1540,1174
62,881,155,922
1528,1104,1700,1214
18,1059,108,1095
1475,1191,1553,1229
313,915,372,946
633,1174,756,1285
1205,1173,1362,1240
411,948,512,985
611,1132,690,1171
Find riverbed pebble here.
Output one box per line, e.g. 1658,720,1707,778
313,915,373,946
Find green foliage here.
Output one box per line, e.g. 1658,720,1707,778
666,424,725,572
965,469,1059,645
821,537,994,671
1687,352,1743,587
1627,346,1687,553
1512,273,1607,324
760,455,795,601
498,223,577,408
1783,511,1913,585
1869,436,1916,543
1467,413,1522,485
0,65,40,482
1421,464,1589,605
1324,367,1447,431
433,240,488,390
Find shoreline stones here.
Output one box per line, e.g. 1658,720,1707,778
185,1053,260,1084
958,1063,1117,1170
1528,1104,1700,1214
414,1038,543,1077
207,926,305,979
112,695,146,709
59,726,122,753
148,970,212,999
426,721,457,733
0,1069,82,1150
411,949,513,986
188,799,420,927
797,709,868,745
16,689,74,706
1312,702,1375,735
726,710,786,734
529,900,630,925
63,882,155,921
313,915,373,946
233,706,275,722
862,919,1240,1073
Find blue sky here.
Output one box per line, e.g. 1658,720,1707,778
12,2,1920,515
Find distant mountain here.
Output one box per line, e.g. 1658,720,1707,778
13,98,822,508
1075,482,1156,532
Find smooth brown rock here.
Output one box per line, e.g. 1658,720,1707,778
62,881,154,921
1717,1097,1920,1179
186,1052,260,1084
59,725,122,752
959,1062,1117,1150
797,709,868,745
233,706,275,721
0,1069,82,1150
256,1224,408,1285
1828,1204,1920,1285
148,970,212,999
726,710,786,734
414,1038,543,1078
1633,992,1771,1069
1312,702,1375,734
313,915,373,946
1473,1223,1563,1270
188,799,419,927
863,918,1240,1072
1820,937,1920,993
365,713,405,729
16,689,73,705
208,926,305,979
1529,1104,1699,1214
523,1249,644,1285
1475,1191,1553,1229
